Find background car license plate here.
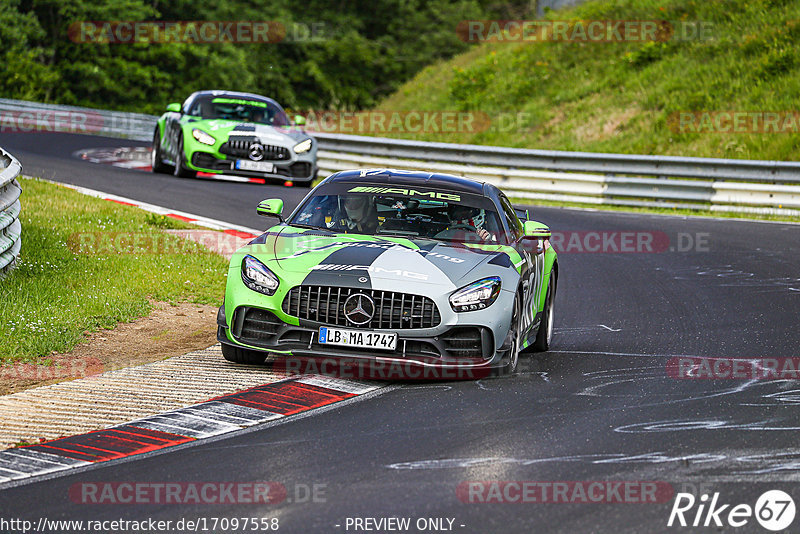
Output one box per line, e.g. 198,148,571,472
319,327,397,351
235,160,274,173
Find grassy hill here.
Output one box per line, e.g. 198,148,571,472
377,0,800,161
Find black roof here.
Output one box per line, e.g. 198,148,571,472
326,169,486,195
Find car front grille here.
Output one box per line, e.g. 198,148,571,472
282,286,441,330
220,139,290,160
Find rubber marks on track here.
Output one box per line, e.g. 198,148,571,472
74,147,267,183
0,376,379,485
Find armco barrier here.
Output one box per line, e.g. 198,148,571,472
2,98,799,215
0,147,22,276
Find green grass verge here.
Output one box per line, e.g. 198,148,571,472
376,0,800,161
0,178,229,364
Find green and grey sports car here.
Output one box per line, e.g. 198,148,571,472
151,90,317,185
217,169,557,378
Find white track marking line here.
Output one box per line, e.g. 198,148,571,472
32,177,262,236
295,376,381,395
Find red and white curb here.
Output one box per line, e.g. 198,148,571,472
0,376,382,485
40,178,262,239
74,147,274,184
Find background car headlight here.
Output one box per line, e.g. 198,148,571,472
192,128,216,146
450,277,501,312
241,255,279,296
293,138,312,153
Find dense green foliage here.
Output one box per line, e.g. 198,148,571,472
380,0,800,160
0,0,533,113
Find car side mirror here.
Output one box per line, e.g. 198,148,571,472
166,103,181,113
515,208,530,222
294,115,306,126
257,199,284,222
523,220,551,239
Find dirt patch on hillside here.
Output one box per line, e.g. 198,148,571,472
0,301,219,396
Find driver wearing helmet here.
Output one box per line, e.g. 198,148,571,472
251,108,266,124
447,204,494,242
339,195,378,234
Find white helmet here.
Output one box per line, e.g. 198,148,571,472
343,195,369,223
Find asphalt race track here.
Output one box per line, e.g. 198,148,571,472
2,130,800,533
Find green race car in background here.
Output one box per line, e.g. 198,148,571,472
151,90,318,185
217,168,558,378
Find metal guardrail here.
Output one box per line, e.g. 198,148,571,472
1,98,799,215
0,147,22,276
314,138,800,215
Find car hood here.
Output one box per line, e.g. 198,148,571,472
189,119,310,145
239,226,523,293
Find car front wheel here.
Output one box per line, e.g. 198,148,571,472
173,133,197,178
532,272,555,352
500,291,522,375
221,343,266,365
151,130,173,173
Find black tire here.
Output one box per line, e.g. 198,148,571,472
173,133,196,178
532,270,556,352
221,343,266,365
500,292,522,375
151,130,173,174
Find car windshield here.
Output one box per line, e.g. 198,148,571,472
189,96,290,126
288,183,506,244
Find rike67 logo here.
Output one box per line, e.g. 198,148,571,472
668,490,795,531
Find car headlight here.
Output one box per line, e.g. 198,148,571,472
192,128,216,146
449,277,501,312
293,138,312,154
241,255,279,296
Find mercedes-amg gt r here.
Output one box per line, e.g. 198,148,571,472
151,90,317,185
217,168,557,377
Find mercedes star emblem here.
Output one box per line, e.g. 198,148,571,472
343,293,375,325
248,143,264,161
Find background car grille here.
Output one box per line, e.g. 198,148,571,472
220,139,290,160
282,286,441,329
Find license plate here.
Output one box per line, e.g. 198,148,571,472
318,327,397,351
235,160,274,173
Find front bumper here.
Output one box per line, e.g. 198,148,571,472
216,293,514,375
189,151,317,182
